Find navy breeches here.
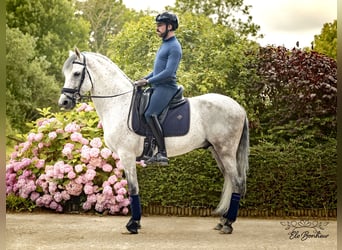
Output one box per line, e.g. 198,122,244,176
144,86,178,122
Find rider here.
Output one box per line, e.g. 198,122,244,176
135,12,182,165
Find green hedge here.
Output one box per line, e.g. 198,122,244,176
137,139,337,211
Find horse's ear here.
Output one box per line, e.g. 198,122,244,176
74,47,81,59
69,50,74,57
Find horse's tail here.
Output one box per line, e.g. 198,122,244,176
236,116,249,195
214,116,249,215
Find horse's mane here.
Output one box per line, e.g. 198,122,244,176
63,51,132,83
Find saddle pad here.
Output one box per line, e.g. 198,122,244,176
132,100,190,137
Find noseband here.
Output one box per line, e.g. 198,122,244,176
61,53,133,105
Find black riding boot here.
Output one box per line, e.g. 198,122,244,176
136,136,156,162
145,114,169,166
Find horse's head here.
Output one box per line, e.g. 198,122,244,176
58,48,93,110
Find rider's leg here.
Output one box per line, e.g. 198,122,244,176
143,87,177,165
145,114,168,165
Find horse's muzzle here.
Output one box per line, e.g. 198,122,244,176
58,94,76,110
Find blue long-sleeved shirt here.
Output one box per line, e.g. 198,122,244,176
145,36,182,86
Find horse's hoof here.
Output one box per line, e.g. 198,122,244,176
126,218,140,234
214,223,223,230
220,224,233,234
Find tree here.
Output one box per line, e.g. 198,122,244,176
75,0,141,54
108,12,259,105
174,0,261,37
6,0,90,80
313,20,337,59
254,46,337,144
6,27,60,132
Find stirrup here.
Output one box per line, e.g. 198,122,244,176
145,152,169,166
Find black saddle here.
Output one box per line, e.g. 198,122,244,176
131,85,190,137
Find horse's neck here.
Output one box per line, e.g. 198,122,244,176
88,54,132,126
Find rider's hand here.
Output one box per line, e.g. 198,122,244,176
134,79,149,86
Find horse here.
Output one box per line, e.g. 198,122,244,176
58,48,249,235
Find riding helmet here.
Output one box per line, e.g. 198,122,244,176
155,12,179,31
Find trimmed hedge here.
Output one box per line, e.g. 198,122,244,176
137,138,337,212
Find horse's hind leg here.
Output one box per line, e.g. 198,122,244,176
210,147,242,234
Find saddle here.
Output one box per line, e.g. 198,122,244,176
131,85,190,161
138,85,186,123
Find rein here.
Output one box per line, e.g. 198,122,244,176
61,53,133,104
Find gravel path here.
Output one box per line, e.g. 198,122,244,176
6,213,337,250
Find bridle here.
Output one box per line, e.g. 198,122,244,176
61,53,133,105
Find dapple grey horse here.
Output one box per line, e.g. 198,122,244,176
58,48,249,234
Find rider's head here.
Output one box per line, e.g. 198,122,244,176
155,12,178,39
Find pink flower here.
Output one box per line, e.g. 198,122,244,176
20,141,31,153
82,201,92,210
50,201,59,210
35,159,45,169
80,138,89,145
30,192,40,201
117,187,127,195
89,157,102,167
87,194,97,204
27,133,35,142
114,168,123,178
67,171,76,179
62,144,74,158
115,160,124,170
61,191,70,200
103,186,113,196
85,105,94,112
63,164,73,173
108,175,117,184
56,205,63,212
113,182,122,190
121,198,130,207
70,132,83,142
84,183,94,195
102,181,110,187
10,151,18,160
102,163,113,172
116,194,125,203
100,148,112,159
95,203,104,212
54,192,63,203
34,133,44,142
122,207,129,215
65,122,80,133
90,138,102,148
85,169,96,181
97,121,103,128
56,128,64,134
48,132,57,140
65,181,83,196
110,205,120,214
76,103,88,112
48,182,57,195
136,160,147,167
75,176,86,184
89,148,100,158
75,164,84,173
81,145,91,160
22,158,32,167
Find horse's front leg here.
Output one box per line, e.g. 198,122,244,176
121,156,141,234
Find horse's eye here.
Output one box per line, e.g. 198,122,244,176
74,71,81,77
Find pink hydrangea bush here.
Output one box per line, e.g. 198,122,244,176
6,103,129,215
